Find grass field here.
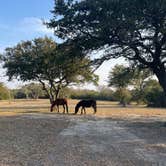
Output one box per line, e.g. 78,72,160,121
0,99,165,119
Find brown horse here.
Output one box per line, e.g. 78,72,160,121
50,98,68,113
74,99,97,114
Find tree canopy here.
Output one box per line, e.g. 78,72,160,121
108,65,133,106
108,65,152,104
3,37,98,103
108,65,132,88
47,0,166,96
21,83,44,99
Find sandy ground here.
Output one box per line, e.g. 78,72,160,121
0,113,165,166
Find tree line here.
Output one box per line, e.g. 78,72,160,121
0,66,164,107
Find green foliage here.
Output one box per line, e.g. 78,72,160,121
48,0,166,95
3,37,56,81
108,65,153,105
108,65,132,88
0,83,10,100
69,87,114,101
130,68,152,104
114,88,132,106
70,89,99,100
144,80,166,107
131,89,146,105
3,37,98,103
12,83,47,99
108,65,133,106
21,83,45,99
97,86,114,101
12,89,27,99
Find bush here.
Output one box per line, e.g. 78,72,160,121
145,88,166,107
144,80,166,107
12,89,26,99
0,83,10,100
70,88,114,101
131,89,146,104
113,88,132,106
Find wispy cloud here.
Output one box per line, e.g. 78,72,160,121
0,17,55,50
0,45,6,53
18,17,54,34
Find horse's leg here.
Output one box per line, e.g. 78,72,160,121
66,104,69,114
57,105,59,113
83,107,86,114
50,103,55,112
93,104,97,114
63,104,65,114
65,104,68,114
81,107,84,114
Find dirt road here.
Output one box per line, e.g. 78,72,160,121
0,113,165,166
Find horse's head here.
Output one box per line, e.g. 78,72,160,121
74,104,79,114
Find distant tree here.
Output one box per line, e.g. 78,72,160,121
108,65,154,105
0,83,10,100
22,83,44,99
70,88,98,100
3,37,98,104
130,68,152,104
12,89,26,99
21,86,30,99
108,65,132,88
108,65,132,106
48,0,166,96
113,88,132,106
97,86,114,101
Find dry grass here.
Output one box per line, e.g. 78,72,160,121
0,99,165,119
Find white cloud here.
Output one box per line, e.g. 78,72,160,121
0,45,6,53
19,17,54,34
0,47,4,53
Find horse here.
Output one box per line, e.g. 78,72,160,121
50,98,68,113
74,99,97,114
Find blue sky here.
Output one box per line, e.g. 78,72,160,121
0,0,123,89
0,0,55,50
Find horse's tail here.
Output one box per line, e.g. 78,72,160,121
74,103,80,114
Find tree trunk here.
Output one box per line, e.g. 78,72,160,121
153,67,166,96
38,80,53,104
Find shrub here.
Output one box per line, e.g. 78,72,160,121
0,83,10,100
145,88,166,107
113,88,132,106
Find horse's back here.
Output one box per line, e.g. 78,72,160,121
55,98,68,105
79,99,96,107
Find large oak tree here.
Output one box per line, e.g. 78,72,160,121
3,37,98,104
47,0,166,96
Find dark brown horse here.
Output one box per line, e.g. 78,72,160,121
74,99,97,114
50,98,68,113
